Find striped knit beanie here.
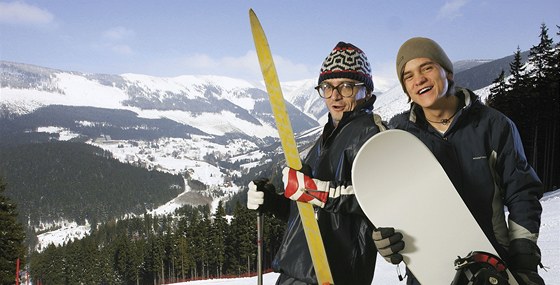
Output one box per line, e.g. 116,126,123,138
318,42,374,91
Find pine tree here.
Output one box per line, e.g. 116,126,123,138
488,48,527,122
197,215,211,279
209,201,227,278
229,202,256,276
507,47,532,149
528,23,556,85
263,213,286,270
145,233,165,285
508,47,528,90
0,177,26,285
487,70,508,108
185,209,205,279
114,234,135,284
162,219,176,282
175,234,189,281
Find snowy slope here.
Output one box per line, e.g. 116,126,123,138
373,84,410,121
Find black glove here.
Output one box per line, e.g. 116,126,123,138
247,178,275,211
372,227,405,264
509,239,545,285
247,178,290,220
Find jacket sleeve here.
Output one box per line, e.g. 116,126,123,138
494,117,543,243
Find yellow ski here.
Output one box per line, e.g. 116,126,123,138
249,9,334,285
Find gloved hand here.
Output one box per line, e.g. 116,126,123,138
372,227,405,264
247,178,275,211
509,238,545,285
282,167,330,208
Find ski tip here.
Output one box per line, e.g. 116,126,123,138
249,9,259,24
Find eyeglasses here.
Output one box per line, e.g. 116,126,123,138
314,82,365,99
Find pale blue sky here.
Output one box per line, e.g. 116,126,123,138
1,0,559,86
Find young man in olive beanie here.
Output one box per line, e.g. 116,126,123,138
375,37,545,285
247,41,385,285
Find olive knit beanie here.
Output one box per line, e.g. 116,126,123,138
396,37,453,93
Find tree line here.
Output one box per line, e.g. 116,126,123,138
27,202,285,285
487,23,560,191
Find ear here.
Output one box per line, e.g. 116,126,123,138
446,72,454,81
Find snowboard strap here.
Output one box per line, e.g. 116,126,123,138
452,251,509,285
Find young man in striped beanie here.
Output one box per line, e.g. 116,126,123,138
247,41,385,284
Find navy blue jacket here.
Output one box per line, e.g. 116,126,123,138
389,87,543,262
272,96,383,285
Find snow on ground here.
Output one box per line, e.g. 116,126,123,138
36,126,81,141
91,135,257,178
170,189,560,285
146,189,194,217
1,73,128,111
35,220,91,252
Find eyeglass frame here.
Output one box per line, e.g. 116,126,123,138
314,81,366,99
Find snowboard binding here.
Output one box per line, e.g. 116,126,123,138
452,251,509,285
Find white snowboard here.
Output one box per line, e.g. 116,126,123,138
352,129,517,284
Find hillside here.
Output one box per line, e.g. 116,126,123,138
454,51,530,90
0,142,185,227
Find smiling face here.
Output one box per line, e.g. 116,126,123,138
402,57,453,110
322,78,364,127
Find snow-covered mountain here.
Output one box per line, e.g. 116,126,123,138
1,61,325,182
0,61,324,235
0,60,496,245
0,60,493,198
1,61,320,137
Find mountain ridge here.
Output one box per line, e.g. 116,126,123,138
0,55,512,231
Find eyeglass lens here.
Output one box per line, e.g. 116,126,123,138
317,83,360,98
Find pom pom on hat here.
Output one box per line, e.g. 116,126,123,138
318,42,374,91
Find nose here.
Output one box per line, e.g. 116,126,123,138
414,75,427,86
331,88,343,100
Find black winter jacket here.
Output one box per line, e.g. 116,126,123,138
389,87,543,263
271,96,383,285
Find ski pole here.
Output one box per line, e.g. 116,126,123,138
257,211,264,285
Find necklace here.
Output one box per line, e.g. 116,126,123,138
425,108,460,125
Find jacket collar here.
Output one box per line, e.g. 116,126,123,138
408,87,477,124
323,95,377,141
